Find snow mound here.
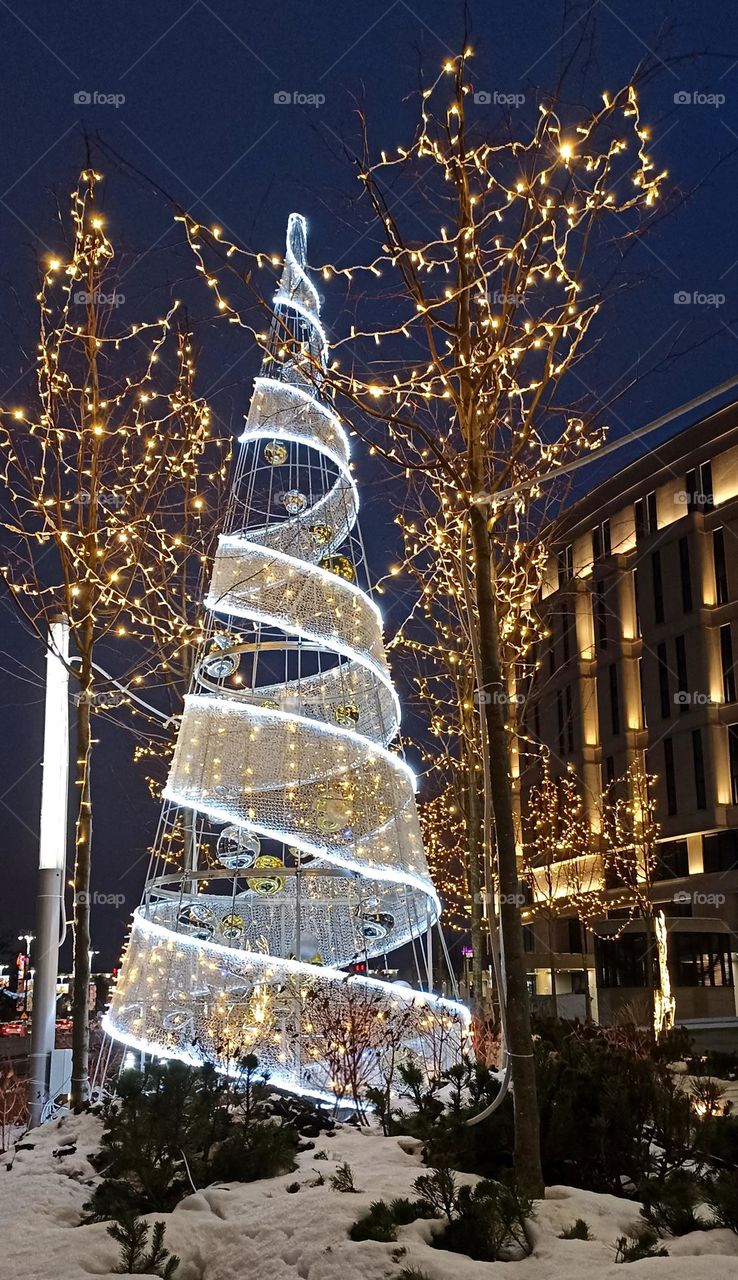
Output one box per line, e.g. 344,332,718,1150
1,1116,736,1279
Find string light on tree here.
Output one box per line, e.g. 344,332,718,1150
175,53,668,1190
0,170,229,1107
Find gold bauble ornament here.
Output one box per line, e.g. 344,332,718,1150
264,440,288,466
246,855,285,896
333,703,359,728
221,913,245,941
320,554,355,582
316,794,351,834
309,523,333,548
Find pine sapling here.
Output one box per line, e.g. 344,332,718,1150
330,1161,359,1192
559,1219,592,1240
107,1215,180,1277
413,1166,458,1221
614,1227,668,1263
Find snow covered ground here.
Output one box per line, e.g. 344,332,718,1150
2,1111,737,1280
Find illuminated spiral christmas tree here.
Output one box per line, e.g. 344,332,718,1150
106,214,468,1100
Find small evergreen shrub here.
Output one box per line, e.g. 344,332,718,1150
239,1053,261,1120
434,1177,534,1262
652,1025,693,1064
695,1112,738,1167
614,1227,668,1263
330,1161,358,1192
86,1062,228,1217
535,1034,681,1192
397,1059,431,1109
351,1201,398,1242
349,1197,434,1242
389,1197,430,1225
639,1171,705,1236
410,1167,533,1263
411,1026,701,1194
422,1088,515,1184
413,1167,458,1220
389,1055,501,1148
398,1270,431,1280
466,1059,502,1109
365,1085,395,1136
648,1065,695,1178
703,1170,738,1234
558,1218,592,1240
85,1059,301,1218
107,1215,179,1278
208,1119,298,1183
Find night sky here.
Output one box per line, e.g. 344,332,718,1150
2,1,738,970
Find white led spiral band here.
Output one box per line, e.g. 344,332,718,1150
106,212,469,1097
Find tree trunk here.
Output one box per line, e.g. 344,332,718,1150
582,932,593,1023
469,505,544,1197
645,911,657,1041
70,624,93,1109
70,205,102,1111
179,646,198,892
465,752,486,1010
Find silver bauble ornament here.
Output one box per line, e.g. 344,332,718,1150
216,826,260,871
177,903,215,940
282,489,307,515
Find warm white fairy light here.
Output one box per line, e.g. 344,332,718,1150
107,213,466,1098
174,62,667,1000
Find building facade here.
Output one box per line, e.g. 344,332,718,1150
522,404,738,1030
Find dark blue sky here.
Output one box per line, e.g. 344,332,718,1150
2,0,738,967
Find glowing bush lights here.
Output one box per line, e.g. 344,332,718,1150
106,214,468,1099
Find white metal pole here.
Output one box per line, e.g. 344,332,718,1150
28,616,69,1126
425,906,433,992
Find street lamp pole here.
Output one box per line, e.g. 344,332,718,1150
28,616,70,1127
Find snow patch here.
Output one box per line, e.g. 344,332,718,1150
1,1114,736,1279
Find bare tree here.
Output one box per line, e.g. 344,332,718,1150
0,170,225,1106
600,756,675,1037
179,50,668,1193
389,501,497,1008
523,753,604,1020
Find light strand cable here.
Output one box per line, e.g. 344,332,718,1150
473,372,738,509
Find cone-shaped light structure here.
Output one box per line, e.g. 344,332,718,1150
106,215,468,1101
